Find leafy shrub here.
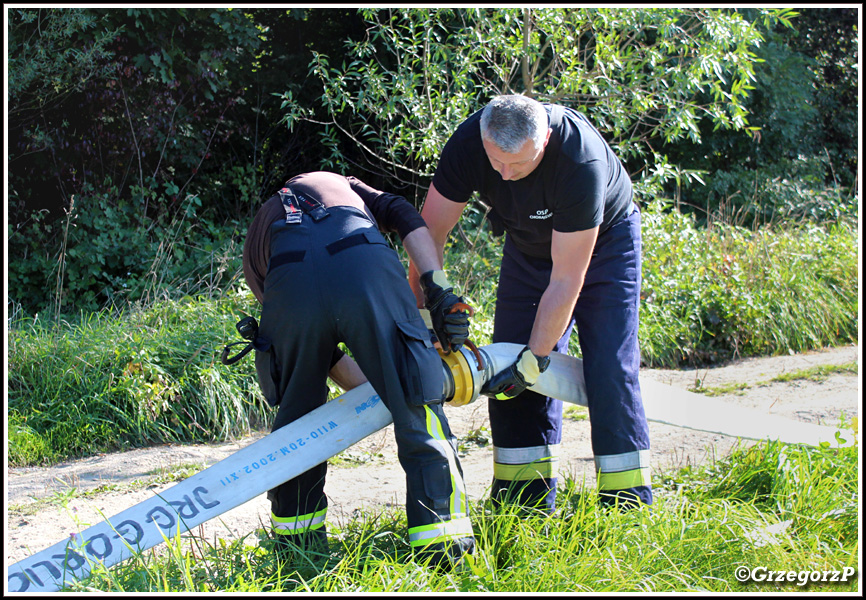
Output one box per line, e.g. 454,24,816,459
688,155,857,228
7,7,269,316
637,199,857,366
8,7,264,219
7,186,246,314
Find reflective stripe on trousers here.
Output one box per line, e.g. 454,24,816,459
424,405,469,519
595,449,651,491
408,517,475,548
407,405,474,549
493,444,560,482
271,508,327,536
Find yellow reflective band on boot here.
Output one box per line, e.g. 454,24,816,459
493,444,560,482
493,459,559,481
424,405,469,519
595,450,652,491
408,516,475,548
271,508,327,535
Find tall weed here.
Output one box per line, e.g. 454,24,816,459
7,292,267,465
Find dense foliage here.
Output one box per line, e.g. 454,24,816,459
658,8,860,223
7,8,365,312
282,8,798,193
6,7,858,315
8,292,265,465
6,12,858,592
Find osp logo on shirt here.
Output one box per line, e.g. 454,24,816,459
530,209,552,220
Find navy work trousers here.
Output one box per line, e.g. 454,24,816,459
255,206,474,561
489,206,652,511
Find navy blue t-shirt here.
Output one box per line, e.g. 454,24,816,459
431,104,633,259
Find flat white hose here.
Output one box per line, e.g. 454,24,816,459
7,383,393,593
482,342,856,448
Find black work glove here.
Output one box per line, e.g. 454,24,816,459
481,346,550,400
419,270,472,353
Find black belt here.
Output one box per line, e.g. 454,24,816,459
326,233,368,255
268,232,376,270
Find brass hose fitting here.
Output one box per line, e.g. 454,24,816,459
439,341,487,407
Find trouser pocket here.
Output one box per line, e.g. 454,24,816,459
420,461,452,511
395,317,445,406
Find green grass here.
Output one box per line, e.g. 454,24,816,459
8,202,858,467
327,449,387,467
6,202,860,592
638,204,858,367
51,440,858,593
7,292,271,466
564,405,590,421
770,362,859,383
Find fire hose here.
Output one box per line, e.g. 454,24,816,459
6,342,856,592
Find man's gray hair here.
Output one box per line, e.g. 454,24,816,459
480,95,549,154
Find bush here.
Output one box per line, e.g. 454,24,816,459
683,155,857,228
7,186,246,314
639,201,858,367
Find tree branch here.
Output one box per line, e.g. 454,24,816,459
521,9,533,96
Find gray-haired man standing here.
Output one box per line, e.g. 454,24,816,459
410,95,652,512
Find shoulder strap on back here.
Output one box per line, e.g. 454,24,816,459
277,187,303,224
276,186,331,224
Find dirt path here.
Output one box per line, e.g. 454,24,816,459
6,344,859,566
